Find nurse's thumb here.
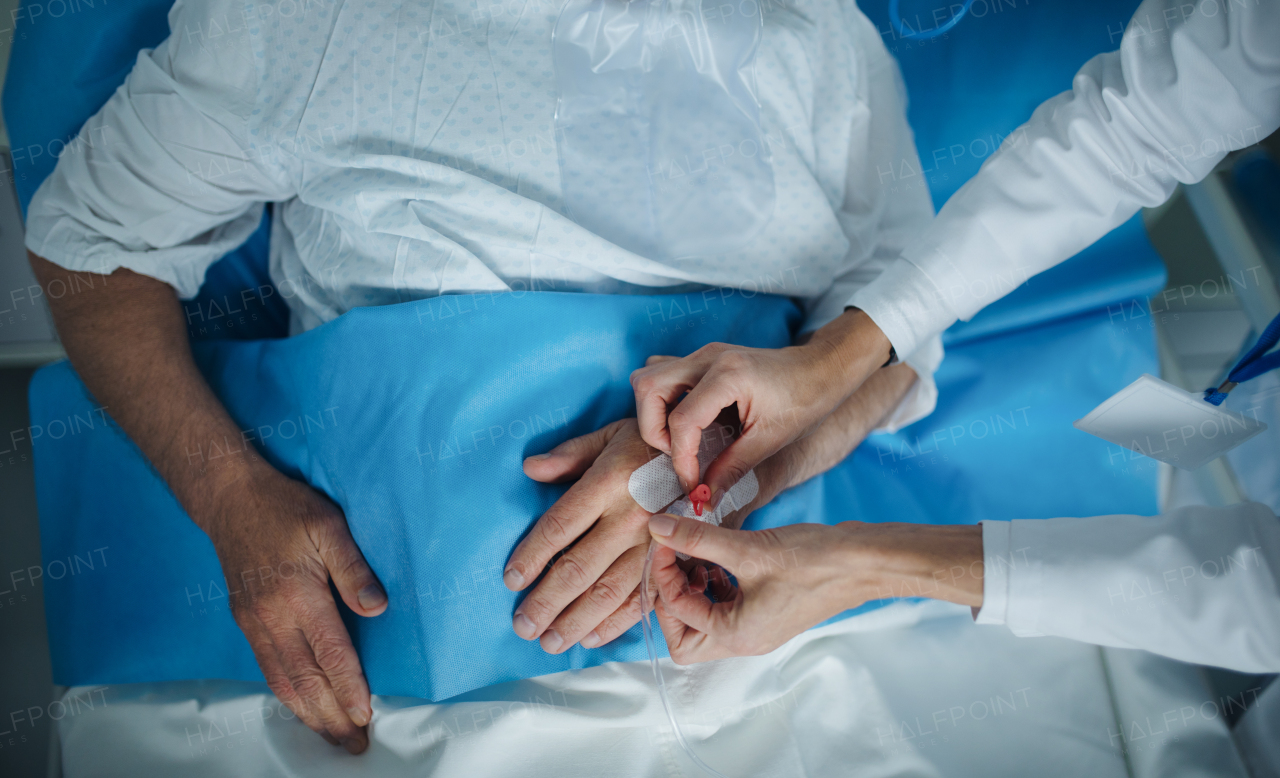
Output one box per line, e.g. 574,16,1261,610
648,514,745,570
703,432,773,501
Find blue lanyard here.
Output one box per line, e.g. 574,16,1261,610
888,0,975,40
1204,310,1280,405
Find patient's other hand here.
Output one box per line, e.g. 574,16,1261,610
504,419,668,653
202,466,387,753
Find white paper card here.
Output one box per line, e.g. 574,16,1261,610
1074,374,1266,470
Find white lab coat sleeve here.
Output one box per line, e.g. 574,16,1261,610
803,12,943,431
849,0,1280,359
974,503,1280,673
24,0,295,299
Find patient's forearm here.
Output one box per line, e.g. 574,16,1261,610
30,252,383,752
29,253,267,534
772,362,918,492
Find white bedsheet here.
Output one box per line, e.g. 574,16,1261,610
49,601,1248,777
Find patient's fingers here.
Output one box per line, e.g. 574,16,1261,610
542,543,647,652
311,512,387,620
522,420,619,484
299,604,374,730
504,469,615,591
271,624,369,754
240,616,336,744
644,355,678,366
511,510,639,641
578,583,645,648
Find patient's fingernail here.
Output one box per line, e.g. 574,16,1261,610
649,514,677,537
503,567,525,590
541,629,564,653
579,631,601,648
358,584,386,610
342,736,365,755
347,707,370,727
526,453,552,462
513,612,537,639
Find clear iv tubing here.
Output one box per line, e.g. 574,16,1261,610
640,539,732,778
888,0,975,39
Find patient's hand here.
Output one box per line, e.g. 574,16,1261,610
28,256,387,754
504,419,670,652
203,466,387,753
505,416,800,653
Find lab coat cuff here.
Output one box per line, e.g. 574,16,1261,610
897,205,1031,324
870,333,943,434
974,520,1011,625
1001,520,1047,637
847,258,957,360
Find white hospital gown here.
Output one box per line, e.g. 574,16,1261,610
23,0,943,428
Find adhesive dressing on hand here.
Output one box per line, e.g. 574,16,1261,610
628,423,759,530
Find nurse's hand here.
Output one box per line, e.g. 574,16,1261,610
646,516,984,664
204,467,387,753
631,308,892,498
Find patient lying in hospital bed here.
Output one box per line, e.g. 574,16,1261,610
24,0,945,756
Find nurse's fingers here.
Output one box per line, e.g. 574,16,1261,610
655,600,733,665
666,376,741,493
541,543,647,652
650,542,724,638
632,354,713,469
706,564,738,603
240,616,336,744
651,545,747,665
700,430,778,501
270,624,369,754
522,420,620,484
504,467,615,592
647,514,747,571
511,508,642,642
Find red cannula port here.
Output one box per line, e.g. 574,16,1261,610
689,484,711,517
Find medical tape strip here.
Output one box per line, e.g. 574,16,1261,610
628,424,759,559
